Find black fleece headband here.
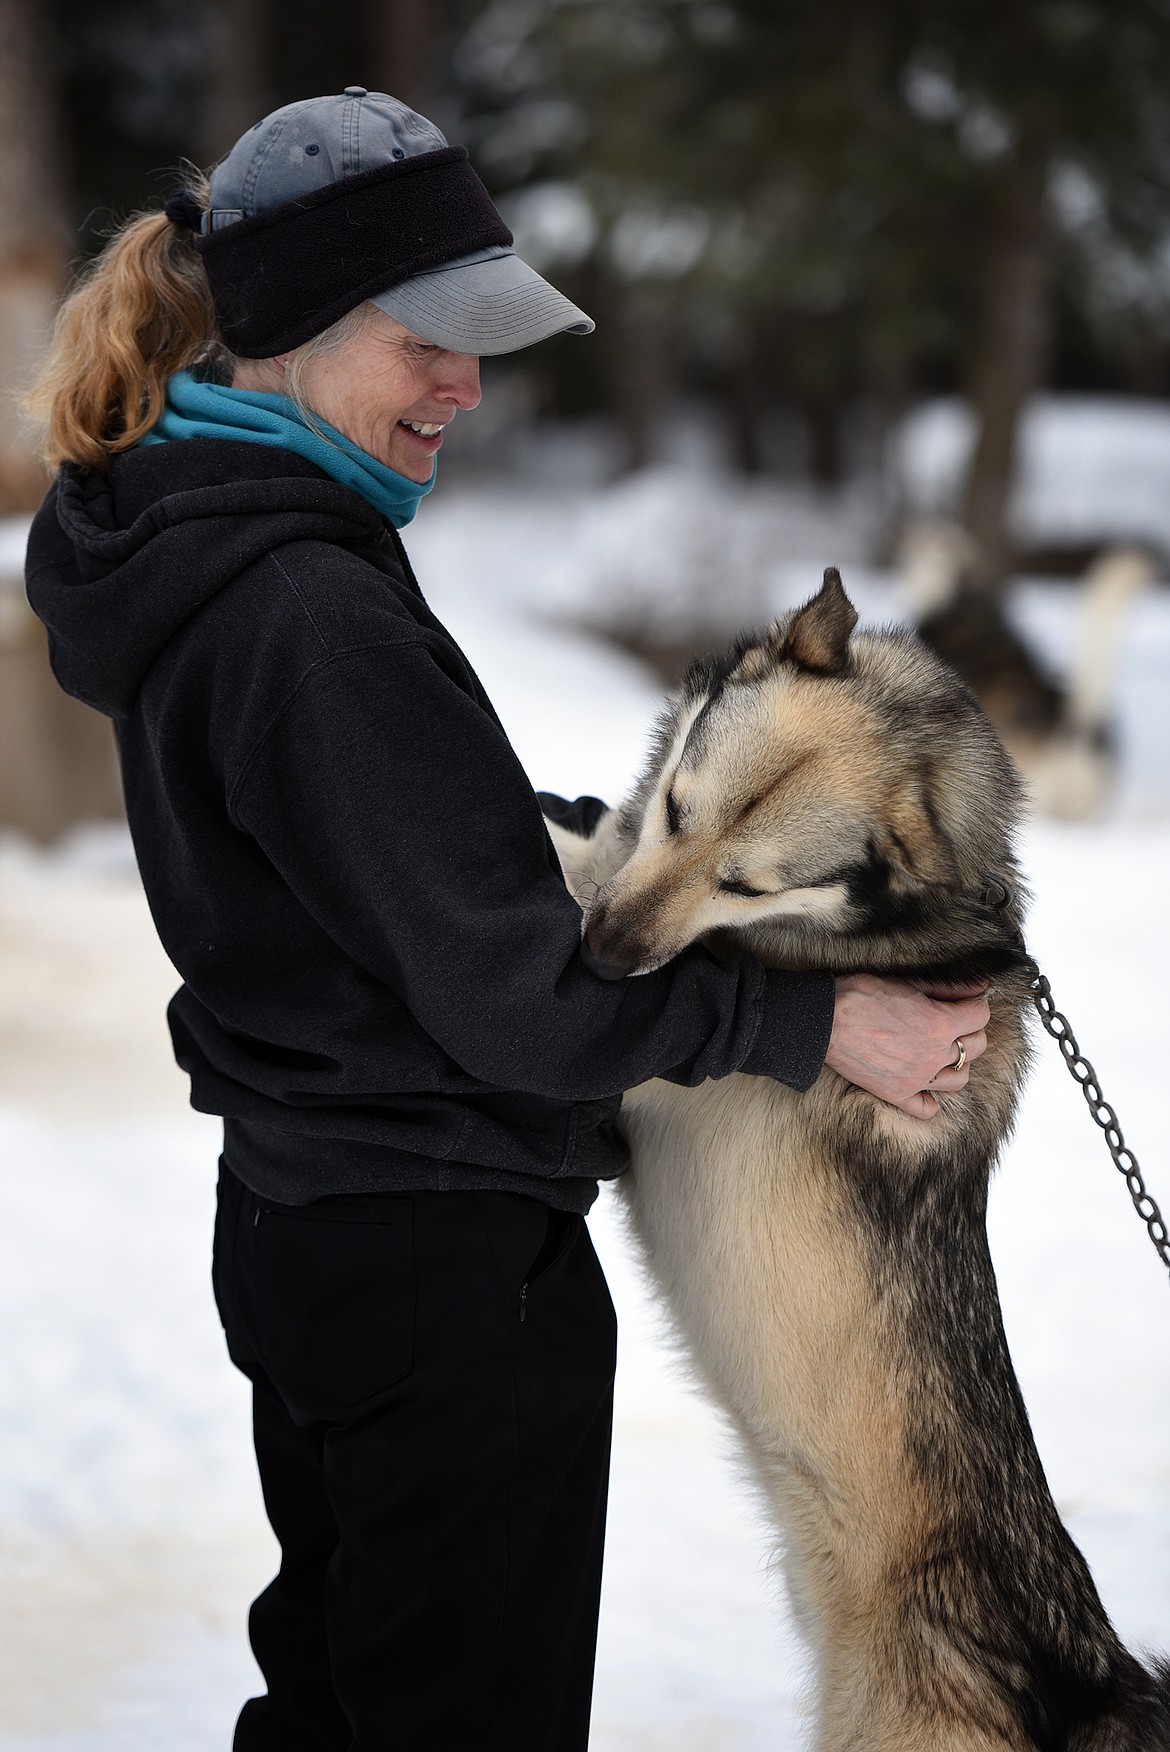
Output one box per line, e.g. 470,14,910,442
193,146,513,358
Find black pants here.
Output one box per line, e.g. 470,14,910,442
212,1163,618,1752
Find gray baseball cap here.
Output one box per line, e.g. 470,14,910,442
208,88,594,357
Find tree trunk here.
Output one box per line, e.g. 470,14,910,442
801,391,844,487
604,286,674,473
960,141,1053,595
201,0,273,165
0,582,123,839
365,0,434,112
0,0,121,837
724,348,766,476
0,0,67,512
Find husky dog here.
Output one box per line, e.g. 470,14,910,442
548,570,1169,1751
899,519,1155,821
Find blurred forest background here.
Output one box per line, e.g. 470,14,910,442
2,0,1170,832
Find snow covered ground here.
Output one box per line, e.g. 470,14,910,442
898,395,1170,558
1,476,1168,1749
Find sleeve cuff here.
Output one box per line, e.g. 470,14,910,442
739,967,836,1091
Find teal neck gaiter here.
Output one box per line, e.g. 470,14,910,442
140,368,436,529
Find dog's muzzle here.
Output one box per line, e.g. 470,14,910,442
579,941,633,981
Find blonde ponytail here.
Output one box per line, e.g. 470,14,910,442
25,170,231,472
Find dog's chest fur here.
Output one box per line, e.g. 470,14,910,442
617,978,1029,1525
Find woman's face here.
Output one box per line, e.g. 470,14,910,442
238,309,482,482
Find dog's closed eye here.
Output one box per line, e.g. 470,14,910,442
718,877,769,899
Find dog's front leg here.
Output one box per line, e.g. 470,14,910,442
544,806,630,903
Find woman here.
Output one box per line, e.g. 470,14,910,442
24,89,988,1752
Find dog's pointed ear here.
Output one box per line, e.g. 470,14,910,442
876,781,962,892
785,568,858,673
728,568,858,683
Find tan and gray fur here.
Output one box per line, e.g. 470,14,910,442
548,570,1169,1751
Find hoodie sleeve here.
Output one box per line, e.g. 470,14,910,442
228,638,834,1101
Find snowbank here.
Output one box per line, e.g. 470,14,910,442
897,395,1170,559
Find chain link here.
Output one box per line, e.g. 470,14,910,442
1029,969,1170,1286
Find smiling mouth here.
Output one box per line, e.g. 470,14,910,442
398,419,447,445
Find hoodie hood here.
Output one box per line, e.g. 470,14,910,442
25,440,389,717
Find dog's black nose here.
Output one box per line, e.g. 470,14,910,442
580,941,633,981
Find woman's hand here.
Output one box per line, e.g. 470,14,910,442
825,974,991,1119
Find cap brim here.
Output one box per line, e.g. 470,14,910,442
370,246,594,357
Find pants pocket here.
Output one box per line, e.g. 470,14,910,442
251,1198,416,1407
523,1207,582,1291
474,1193,586,1329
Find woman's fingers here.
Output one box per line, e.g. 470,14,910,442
927,1027,988,1086
925,992,991,1041
919,979,990,999
896,1028,987,1113
963,1027,988,1064
926,1067,969,1094
896,1089,941,1119
826,976,993,1118
878,1026,990,1114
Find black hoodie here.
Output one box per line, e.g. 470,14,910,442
25,441,835,1211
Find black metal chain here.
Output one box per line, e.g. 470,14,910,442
1029,966,1170,1287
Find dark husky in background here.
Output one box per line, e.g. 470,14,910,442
899,521,1155,821
548,570,1169,1751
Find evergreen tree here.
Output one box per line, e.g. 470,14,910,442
455,0,1170,579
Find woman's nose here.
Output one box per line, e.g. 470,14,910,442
442,354,481,411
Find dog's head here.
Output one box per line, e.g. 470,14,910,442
582,569,1024,979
